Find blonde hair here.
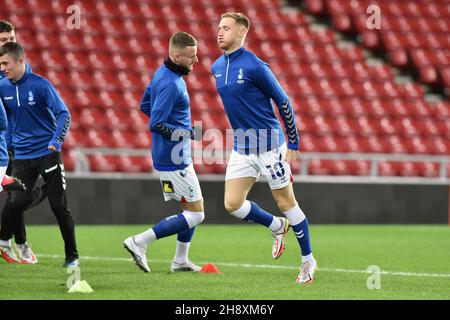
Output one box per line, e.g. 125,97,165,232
221,12,250,30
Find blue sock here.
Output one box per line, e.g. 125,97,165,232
242,201,274,227
292,218,312,256
153,213,190,239
177,227,195,243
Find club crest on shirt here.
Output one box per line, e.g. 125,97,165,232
28,91,35,105
237,68,245,84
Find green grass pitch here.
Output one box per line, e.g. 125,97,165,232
0,225,449,300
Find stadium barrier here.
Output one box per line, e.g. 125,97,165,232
73,147,450,183
0,148,446,225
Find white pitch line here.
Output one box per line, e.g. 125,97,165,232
38,254,450,279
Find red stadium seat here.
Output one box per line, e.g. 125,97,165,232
62,150,76,172
378,161,400,176
306,0,326,15
329,160,352,175
332,14,353,33
309,159,332,175
67,129,90,148
83,34,108,51
398,162,421,177
40,50,66,70
116,156,146,173
88,154,117,172
418,162,439,178
86,129,115,148
351,160,371,176
88,52,113,70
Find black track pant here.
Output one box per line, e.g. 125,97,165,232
0,152,78,260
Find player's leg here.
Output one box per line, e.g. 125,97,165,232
124,164,205,272
1,160,38,263
224,151,283,237
13,181,48,256
39,152,79,267
3,151,26,247
272,183,317,284
12,179,48,258
5,155,47,250
171,198,203,272
26,180,48,209
0,165,18,263
4,151,44,249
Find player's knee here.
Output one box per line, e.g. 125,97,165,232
224,198,245,214
182,210,204,228
50,204,70,217
275,197,297,213
278,202,297,213
10,193,33,212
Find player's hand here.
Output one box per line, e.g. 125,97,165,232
285,149,300,162
48,145,57,151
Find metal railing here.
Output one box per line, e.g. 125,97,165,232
71,147,450,183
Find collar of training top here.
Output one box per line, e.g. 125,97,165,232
164,57,190,76
224,46,246,61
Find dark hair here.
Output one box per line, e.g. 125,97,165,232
0,20,15,33
169,32,197,50
0,41,24,60
221,12,250,30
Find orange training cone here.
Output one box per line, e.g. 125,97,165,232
200,263,221,274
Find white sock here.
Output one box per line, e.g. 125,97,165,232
269,217,282,232
0,239,11,247
173,241,190,264
134,228,156,246
182,210,205,228
231,200,251,219
283,204,306,226
302,253,316,264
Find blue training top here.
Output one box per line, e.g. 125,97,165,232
140,63,194,171
212,47,299,154
0,65,71,160
0,98,9,166
0,63,32,149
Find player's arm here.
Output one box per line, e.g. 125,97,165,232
140,85,152,118
254,65,300,161
5,113,13,150
150,83,195,141
40,80,71,151
1,99,14,157
0,99,8,132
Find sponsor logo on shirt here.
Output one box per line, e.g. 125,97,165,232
162,180,175,193
214,73,222,78
3,96,13,100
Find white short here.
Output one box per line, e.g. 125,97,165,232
225,144,293,190
156,163,203,203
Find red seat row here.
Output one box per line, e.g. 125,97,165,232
303,159,448,177
63,151,449,178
